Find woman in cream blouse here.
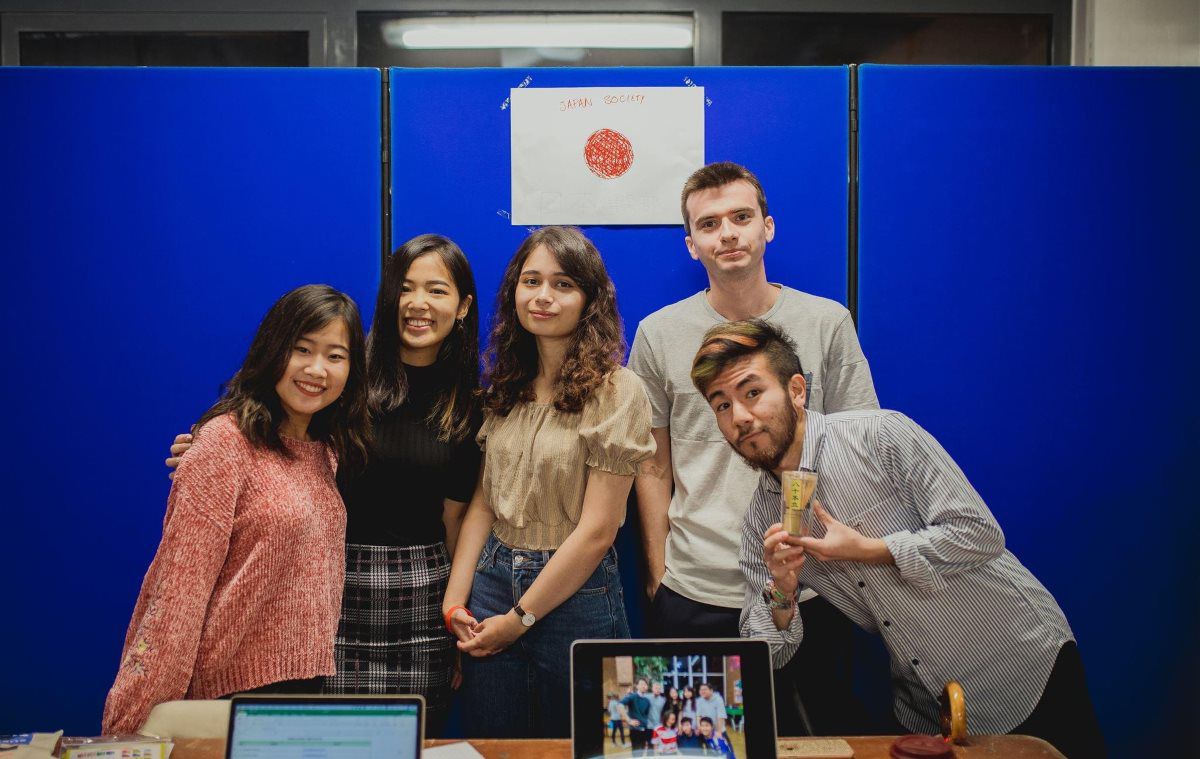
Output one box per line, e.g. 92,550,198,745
443,226,654,738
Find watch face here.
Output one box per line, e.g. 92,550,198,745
521,612,536,627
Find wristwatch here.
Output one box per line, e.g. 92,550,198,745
513,604,537,627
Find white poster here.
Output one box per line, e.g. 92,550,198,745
510,87,704,225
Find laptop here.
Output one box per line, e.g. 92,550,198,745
226,695,424,759
570,639,778,759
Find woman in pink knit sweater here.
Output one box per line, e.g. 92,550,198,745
102,285,371,734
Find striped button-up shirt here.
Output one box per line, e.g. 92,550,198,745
739,409,1073,734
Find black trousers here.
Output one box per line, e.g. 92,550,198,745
647,582,740,637
220,676,325,699
629,728,652,753
647,584,872,736
774,594,874,736
1012,642,1107,759
610,719,626,743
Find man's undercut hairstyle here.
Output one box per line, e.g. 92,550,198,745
680,161,769,232
690,319,803,398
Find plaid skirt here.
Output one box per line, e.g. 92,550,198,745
324,541,455,718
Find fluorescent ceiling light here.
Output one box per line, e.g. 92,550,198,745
383,14,694,50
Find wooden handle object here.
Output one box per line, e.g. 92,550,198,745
939,680,968,743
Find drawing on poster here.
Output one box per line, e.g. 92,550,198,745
510,87,704,225
584,128,634,179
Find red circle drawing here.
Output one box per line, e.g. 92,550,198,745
584,128,634,179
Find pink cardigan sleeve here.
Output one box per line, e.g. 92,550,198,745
101,417,246,734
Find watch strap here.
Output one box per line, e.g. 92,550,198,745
513,604,536,627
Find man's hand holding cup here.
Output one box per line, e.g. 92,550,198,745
762,522,806,597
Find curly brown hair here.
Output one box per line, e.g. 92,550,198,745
482,226,625,415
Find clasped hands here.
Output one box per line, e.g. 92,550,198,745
445,606,527,658
763,499,888,591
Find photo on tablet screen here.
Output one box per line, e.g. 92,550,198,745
572,639,775,759
597,654,743,758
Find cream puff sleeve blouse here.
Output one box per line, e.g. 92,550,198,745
477,366,655,550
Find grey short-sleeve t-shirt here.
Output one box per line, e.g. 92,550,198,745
627,285,878,608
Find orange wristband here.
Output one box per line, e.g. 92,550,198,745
444,605,470,633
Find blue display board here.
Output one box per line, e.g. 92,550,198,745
856,65,1200,756
389,67,851,635
390,66,850,344
0,68,381,735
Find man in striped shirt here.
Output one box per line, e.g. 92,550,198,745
690,319,1105,758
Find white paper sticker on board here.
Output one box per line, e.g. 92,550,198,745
510,87,704,225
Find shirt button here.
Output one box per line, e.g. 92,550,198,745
883,620,891,627
858,581,865,588
911,659,920,666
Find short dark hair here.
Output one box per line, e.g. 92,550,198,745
680,161,769,232
699,717,714,726
680,717,693,725
690,319,803,397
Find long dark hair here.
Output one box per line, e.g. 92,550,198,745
482,226,624,415
367,234,480,442
195,284,371,472
681,685,696,713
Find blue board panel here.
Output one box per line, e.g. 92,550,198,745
390,66,849,346
0,68,381,735
389,67,849,638
857,65,1200,756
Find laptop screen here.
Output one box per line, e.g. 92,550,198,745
229,701,421,759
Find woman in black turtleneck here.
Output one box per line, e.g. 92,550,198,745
329,235,482,735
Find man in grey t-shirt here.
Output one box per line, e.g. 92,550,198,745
695,683,727,737
627,162,879,734
646,681,666,728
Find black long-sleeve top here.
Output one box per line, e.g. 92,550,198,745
340,361,482,547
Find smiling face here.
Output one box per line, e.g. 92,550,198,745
684,179,775,282
514,244,585,340
699,719,714,739
397,252,472,366
274,318,352,439
704,353,806,472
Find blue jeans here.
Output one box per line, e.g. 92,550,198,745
461,533,630,738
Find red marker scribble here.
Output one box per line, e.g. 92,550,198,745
584,128,634,179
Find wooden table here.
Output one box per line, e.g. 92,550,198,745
175,734,1065,758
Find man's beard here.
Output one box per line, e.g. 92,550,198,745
731,400,798,471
